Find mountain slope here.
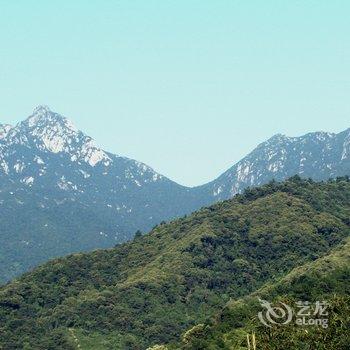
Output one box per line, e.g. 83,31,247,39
0,177,349,349
0,106,209,282
200,129,350,200
170,237,350,350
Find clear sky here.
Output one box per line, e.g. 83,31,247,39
0,1,349,186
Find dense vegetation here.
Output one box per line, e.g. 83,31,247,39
166,238,350,349
0,176,349,349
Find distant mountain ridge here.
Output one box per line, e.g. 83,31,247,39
0,106,349,282
199,128,350,200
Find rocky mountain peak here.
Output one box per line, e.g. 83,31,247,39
33,105,51,114
204,128,350,200
2,106,111,167
22,105,78,132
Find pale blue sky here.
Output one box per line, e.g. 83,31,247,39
0,1,349,186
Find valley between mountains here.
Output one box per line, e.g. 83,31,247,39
0,106,349,283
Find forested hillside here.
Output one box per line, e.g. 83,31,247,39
0,177,349,349
163,237,350,349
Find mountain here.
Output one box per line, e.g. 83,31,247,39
199,130,350,200
0,177,349,349
0,106,208,282
0,106,349,283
